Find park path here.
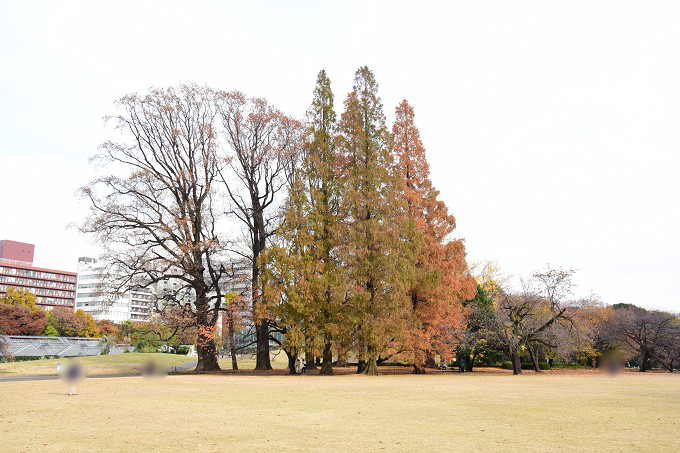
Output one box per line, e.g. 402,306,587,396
0,361,198,382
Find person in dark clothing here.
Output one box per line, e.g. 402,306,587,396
458,358,465,373
63,360,84,395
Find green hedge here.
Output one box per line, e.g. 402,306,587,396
10,355,64,362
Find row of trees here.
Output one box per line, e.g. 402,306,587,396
0,288,198,352
455,266,680,374
261,69,475,374
79,66,679,374
0,287,109,338
80,66,475,373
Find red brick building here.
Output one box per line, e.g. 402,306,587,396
0,240,77,310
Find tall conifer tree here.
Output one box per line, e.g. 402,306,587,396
338,67,416,375
261,70,346,374
392,100,476,372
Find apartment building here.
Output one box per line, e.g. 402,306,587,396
75,257,154,322
0,240,77,310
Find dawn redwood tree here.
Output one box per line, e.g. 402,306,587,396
0,304,46,335
338,67,416,375
80,85,228,371
261,70,346,375
215,91,303,370
392,100,476,373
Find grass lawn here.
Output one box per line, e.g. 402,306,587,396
0,353,195,376
217,352,290,370
1,372,678,452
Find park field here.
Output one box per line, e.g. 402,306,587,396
1,372,678,452
0,353,290,377
0,353,195,376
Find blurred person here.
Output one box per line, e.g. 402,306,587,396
60,360,85,395
600,349,624,377
141,358,167,378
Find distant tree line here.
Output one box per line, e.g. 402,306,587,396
0,288,198,354
456,265,680,374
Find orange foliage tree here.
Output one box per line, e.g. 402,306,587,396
392,100,476,372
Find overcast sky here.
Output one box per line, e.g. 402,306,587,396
1,1,678,311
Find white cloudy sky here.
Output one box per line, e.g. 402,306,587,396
0,1,678,311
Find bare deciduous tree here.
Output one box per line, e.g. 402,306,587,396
215,91,303,370
603,306,678,371
80,84,228,371
495,266,577,374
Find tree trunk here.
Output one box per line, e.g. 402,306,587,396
356,360,367,374
639,351,651,372
196,340,220,371
305,349,318,370
359,347,379,375
254,320,272,370
364,355,379,375
284,348,297,375
227,312,238,370
194,299,220,372
413,351,427,374
320,341,333,375
465,353,475,372
413,363,427,374
511,347,522,375
527,341,541,372
424,351,437,368
252,227,272,371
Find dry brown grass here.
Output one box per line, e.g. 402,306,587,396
0,353,195,376
1,371,678,452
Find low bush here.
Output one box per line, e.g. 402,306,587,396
11,355,68,362
134,339,157,353
501,361,513,370
12,356,45,362
176,346,190,355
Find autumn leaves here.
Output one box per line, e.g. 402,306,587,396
260,67,475,375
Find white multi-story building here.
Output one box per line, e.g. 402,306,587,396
75,257,154,322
